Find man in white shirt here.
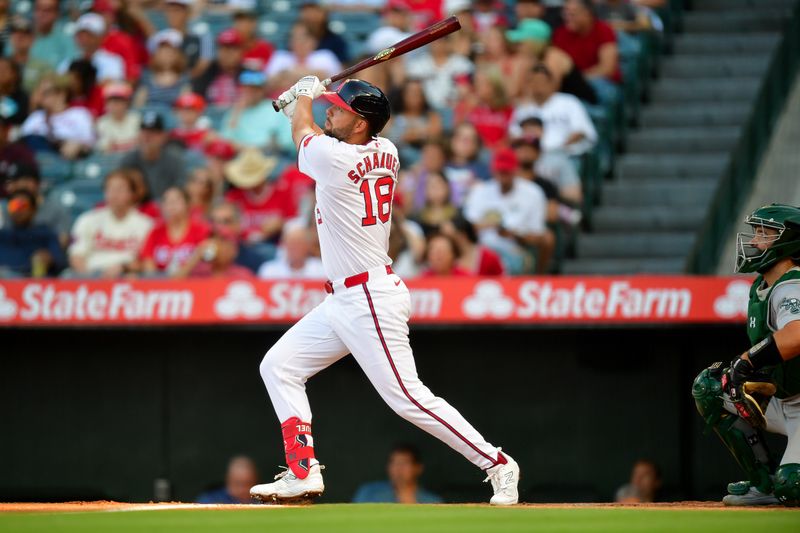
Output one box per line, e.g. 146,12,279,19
258,224,325,279
404,35,473,111
59,13,125,83
508,63,596,156
464,147,554,274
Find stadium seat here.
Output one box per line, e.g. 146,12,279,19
35,152,73,186
72,153,127,182
49,179,105,222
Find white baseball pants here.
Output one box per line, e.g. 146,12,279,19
259,266,503,470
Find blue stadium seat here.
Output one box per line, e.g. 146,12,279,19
35,152,73,186
72,153,127,181
49,179,105,222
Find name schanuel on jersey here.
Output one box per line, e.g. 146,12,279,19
346,151,400,183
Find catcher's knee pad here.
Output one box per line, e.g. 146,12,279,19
692,364,775,493
774,464,800,507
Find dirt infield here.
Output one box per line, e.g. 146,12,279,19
0,501,794,513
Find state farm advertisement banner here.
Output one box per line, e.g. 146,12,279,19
0,277,752,327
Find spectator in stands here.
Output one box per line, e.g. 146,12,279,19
60,13,125,83
165,0,213,80
594,0,653,34
191,28,243,107
209,200,264,273
319,0,385,11
139,186,210,276
352,444,442,503
553,0,622,104
298,2,350,64
28,0,77,71
454,67,512,150
196,456,261,505
0,189,65,277
120,110,188,199
365,1,412,56
66,59,104,117
171,92,209,151
224,148,298,244
8,16,53,94
203,138,238,197
221,70,293,154
615,459,663,503
409,171,457,236
474,26,516,97
67,169,153,278
257,224,324,279
399,138,447,214
506,18,597,104
405,34,472,111
464,147,553,274
97,81,140,153
20,75,95,160
421,232,470,277
509,63,597,156
387,210,420,279
1,162,71,247
175,227,255,279
440,213,504,276
0,96,36,193
135,29,191,107
0,56,29,125
186,168,215,221
444,123,490,207
93,0,154,83
264,22,341,97
385,79,442,165
0,0,9,56
471,0,509,34
123,167,162,220
514,0,547,24
230,0,274,71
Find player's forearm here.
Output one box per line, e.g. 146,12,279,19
291,96,321,148
773,322,800,361
740,322,800,366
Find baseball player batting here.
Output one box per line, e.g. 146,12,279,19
249,76,519,505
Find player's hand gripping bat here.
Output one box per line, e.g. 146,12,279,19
272,15,461,111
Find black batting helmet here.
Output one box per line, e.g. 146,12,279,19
320,79,391,135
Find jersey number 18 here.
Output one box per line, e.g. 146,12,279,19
360,176,394,226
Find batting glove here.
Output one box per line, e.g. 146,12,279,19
294,76,324,100
277,88,298,119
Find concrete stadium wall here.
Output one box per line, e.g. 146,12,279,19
0,325,783,504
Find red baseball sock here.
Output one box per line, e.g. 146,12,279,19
281,417,316,479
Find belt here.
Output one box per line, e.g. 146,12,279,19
324,265,394,294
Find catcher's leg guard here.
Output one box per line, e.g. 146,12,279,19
774,463,800,507
692,364,775,494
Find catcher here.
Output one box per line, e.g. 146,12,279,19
693,204,800,506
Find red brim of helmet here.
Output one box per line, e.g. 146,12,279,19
320,91,357,114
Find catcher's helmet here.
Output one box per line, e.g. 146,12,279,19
735,203,800,274
320,79,391,135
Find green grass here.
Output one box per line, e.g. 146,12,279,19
1,504,798,533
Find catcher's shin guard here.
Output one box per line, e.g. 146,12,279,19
692,364,775,493
282,417,316,479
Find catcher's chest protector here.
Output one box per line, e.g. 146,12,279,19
747,270,800,398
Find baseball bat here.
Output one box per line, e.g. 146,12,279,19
272,15,461,111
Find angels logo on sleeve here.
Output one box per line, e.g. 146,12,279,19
0,286,17,320
214,281,267,319
463,281,515,319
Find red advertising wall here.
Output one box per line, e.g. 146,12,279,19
0,276,752,327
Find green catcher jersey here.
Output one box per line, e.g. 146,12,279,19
747,268,800,398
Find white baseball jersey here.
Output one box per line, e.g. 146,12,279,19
298,132,400,281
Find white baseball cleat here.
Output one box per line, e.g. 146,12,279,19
722,486,780,506
250,464,325,503
484,453,520,505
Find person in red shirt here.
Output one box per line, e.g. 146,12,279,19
440,214,504,276
93,0,150,83
204,138,238,197
170,92,209,151
186,168,215,223
454,69,513,149
552,0,622,104
139,186,210,275
232,2,275,71
223,148,300,244
421,233,472,277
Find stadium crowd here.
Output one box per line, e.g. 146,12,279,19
0,0,665,280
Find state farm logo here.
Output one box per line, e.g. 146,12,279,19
463,281,514,318
713,280,750,318
214,282,266,319
0,286,18,320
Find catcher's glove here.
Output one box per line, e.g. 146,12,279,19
722,358,776,429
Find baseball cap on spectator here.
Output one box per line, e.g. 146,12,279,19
0,96,18,125
506,18,551,43
141,110,166,131
6,162,41,182
75,13,106,35
217,28,243,47
230,0,257,17
239,70,266,86
492,147,518,173
225,148,278,189
174,92,206,112
103,82,133,100
93,0,115,14
9,16,33,34
204,139,237,161
511,135,541,151
148,29,183,53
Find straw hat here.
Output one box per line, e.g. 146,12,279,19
224,148,278,189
